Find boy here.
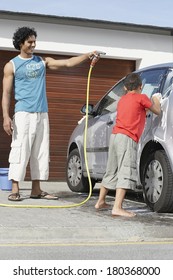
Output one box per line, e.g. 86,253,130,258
95,73,161,217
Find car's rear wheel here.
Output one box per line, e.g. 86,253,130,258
142,150,173,212
66,148,96,193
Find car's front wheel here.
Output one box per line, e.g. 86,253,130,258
66,148,96,193
142,150,173,212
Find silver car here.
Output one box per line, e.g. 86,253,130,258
66,62,173,213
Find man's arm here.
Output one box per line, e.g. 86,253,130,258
2,62,14,136
44,51,98,70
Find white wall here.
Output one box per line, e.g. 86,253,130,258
0,18,173,69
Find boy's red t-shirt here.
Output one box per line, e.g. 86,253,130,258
112,92,152,143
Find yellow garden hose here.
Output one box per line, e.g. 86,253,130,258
0,66,94,208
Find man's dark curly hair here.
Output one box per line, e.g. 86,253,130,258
13,27,37,50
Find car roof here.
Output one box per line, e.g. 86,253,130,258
135,62,173,72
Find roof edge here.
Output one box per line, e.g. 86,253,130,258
0,10,173,35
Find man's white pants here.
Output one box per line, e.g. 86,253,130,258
8,112,50,182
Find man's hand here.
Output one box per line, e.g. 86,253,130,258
89,51,106,67
3,116,13,136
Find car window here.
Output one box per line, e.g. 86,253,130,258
139,68,167,98
96,80,126,115
161,69,173,98
94,67,167,116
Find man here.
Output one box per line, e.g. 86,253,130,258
95,73,161,217
2,26,97,201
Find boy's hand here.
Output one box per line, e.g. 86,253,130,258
152,92,162,101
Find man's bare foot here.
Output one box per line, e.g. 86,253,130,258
95,202,110,210
112,208,136,217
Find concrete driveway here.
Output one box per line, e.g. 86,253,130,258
1,181,173,265
0,181,173,245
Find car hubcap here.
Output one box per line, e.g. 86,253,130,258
144,159,163,203
68,155,82,186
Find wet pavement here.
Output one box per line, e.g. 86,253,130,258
0,181,173,245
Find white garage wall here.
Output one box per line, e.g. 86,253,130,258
0,15,173,69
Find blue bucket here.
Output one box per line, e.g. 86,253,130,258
0,168,12,191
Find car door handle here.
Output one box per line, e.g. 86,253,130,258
107,120,113,125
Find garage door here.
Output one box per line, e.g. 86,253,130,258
0,51,135,180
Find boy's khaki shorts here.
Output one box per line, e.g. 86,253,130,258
101,133,137,190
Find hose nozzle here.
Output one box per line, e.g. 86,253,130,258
90,51,106,67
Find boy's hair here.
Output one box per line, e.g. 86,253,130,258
13,27,37,50
124,73,142,91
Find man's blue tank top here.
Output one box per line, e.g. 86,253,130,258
11,55,48,113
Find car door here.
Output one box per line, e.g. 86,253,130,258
137,68,168,161
86,80,126,176
139,68,167,136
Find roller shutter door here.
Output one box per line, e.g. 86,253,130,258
0,51,135,180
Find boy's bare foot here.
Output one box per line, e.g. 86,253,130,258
112,208,136,217
95,202,110,209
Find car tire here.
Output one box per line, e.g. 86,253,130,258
66,148,96,193
142,150,173,212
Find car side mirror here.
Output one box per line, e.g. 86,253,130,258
80,104,94,115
